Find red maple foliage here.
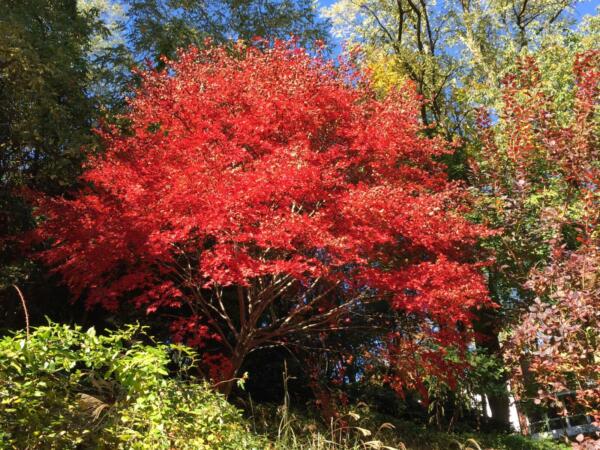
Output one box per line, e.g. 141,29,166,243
34,41,491,394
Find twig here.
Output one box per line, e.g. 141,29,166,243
211,372,248,390
12,284,30,340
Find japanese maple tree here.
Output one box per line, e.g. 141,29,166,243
35,40,491,394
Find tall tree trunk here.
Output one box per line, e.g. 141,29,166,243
474,309,512,428
487,386,511,427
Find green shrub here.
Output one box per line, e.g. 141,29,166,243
0,322,265,449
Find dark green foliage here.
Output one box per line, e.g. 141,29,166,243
0,0,98,193
0,0,101,291
0,322,265,449
126,0,330,62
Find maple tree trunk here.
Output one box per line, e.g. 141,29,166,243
216,332,253,397
217,353,245,397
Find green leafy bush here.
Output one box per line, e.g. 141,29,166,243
0,322,265,449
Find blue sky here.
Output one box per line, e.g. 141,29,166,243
574,0,599,17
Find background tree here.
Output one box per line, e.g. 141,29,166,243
323,0,591,136
323,0,459,133
468,16,599,432
0,0,106,333
498,50,599,436
125,0,330,62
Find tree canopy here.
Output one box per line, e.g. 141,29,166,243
35,41,491,394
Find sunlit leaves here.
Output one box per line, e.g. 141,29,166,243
35,40,491,386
